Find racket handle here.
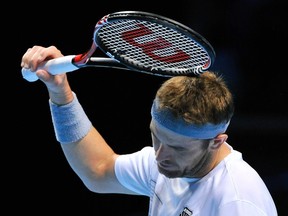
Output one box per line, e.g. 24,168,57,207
21,55,79,82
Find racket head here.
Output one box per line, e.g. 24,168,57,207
94,11,216,77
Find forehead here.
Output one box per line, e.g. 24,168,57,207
150,120,202,147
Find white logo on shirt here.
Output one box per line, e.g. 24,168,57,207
180,207,193,216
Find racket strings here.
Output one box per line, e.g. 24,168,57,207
97,19,211,75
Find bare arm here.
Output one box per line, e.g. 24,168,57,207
21,45,136,194
61,125,131,193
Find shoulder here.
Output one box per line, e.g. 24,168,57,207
114,146,158,195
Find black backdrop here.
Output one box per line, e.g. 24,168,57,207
13,1,287,215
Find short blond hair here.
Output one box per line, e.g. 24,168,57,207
155,71,234,125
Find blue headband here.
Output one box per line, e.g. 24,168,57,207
151,99,230,139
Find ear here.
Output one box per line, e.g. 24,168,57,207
210,134,228,150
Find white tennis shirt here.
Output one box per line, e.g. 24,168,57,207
115,144,278,216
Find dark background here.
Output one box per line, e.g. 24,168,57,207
13,1,287,215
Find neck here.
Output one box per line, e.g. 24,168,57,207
212,142,231,168
191,142,231,178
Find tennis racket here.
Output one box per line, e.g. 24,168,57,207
22,11,216,82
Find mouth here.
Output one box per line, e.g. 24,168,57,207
157,161,174,170
157,162,179,178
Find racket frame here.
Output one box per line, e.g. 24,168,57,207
22,11,216,82
93,11,216,76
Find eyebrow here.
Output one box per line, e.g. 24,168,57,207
151,122,184,146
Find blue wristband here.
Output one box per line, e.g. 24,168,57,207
49,92,92,144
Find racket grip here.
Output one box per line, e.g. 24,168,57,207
21,55,79,82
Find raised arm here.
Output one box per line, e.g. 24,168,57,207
21,45,134,194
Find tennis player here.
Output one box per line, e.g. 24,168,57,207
21,45,277,216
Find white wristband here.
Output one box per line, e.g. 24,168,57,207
49,92,92,144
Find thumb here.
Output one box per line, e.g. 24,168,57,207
36,69,52,82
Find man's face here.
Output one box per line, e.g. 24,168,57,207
150,120,215,178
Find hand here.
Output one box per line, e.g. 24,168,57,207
21,45,74,105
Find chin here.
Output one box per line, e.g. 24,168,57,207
158,167,182,178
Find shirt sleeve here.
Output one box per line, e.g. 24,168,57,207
115,146,156,196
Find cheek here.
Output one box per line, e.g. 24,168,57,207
184,149,209,166
175,151,194,164
176,148,202,163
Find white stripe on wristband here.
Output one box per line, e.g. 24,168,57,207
49,92,92,144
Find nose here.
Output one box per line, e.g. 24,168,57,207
155,144,171,161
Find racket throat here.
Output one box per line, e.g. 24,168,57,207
73,43,97,66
